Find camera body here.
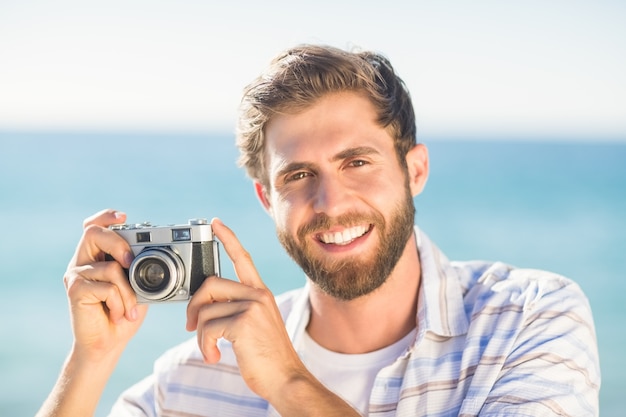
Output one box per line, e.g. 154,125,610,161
110,219,220,303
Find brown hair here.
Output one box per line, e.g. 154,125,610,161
236,44,416,186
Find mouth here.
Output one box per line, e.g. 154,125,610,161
316,224,372,246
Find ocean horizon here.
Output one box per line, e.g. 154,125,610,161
1,131,624,416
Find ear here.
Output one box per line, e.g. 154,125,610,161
254,181,272,212
405,144,429,197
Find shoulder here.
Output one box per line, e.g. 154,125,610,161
455,261,599,377
449,262,600,415
457,261,591,317
449,260,598,355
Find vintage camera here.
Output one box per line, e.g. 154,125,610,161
109,219,220,303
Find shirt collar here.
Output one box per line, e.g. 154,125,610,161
414,226,469,339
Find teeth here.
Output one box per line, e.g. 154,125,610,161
320,225,368,245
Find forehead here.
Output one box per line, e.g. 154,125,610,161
263,92,392,165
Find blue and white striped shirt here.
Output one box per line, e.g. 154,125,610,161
110,227,600,416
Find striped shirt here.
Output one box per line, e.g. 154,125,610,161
109,227,600,416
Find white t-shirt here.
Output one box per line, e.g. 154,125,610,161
298,329,417,416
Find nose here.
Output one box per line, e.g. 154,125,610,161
312,174,353,217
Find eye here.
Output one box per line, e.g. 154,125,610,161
348,159,368,168
286,171,312,182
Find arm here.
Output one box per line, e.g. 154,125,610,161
36,209,148,417
37,345,123,417
186,219,360,416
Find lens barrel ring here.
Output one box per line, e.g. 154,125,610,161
129,247,185,301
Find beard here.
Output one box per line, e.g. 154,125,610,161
276,186,416,301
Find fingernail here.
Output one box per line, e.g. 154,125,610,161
114,211,126,220
129,306,138,321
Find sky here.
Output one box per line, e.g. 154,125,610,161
1,0,625,140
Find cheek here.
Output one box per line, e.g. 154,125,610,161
351,172,406,202
368,179,412,217
270,195,300,233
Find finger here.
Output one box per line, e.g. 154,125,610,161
197,316,231,364
72,261,139,322
210,218,266,289
83,208,127,229
77,209,133,267
73,224,134,269
66,270,128,324
196,299,252,325
195,302,263,364
186,276,260,330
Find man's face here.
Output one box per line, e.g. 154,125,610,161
260,92,417,300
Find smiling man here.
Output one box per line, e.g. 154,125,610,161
37,45,600,417
262,92,421,303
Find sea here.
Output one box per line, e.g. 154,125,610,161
1,131,624,417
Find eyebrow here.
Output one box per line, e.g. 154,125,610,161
331,146,380,162
274,146,381,181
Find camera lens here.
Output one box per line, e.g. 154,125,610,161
129,248,184,301
136,259,169,292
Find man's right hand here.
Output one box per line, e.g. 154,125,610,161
36,209,149,417
63,208,148,362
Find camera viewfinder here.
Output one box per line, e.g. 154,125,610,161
172,228,191,242
136,232,151,243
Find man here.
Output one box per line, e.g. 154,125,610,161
37,45,600,416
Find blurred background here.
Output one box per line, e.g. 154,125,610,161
1,1,624,416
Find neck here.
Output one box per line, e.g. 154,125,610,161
306,232,421,354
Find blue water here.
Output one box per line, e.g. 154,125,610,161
1,132,624,416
